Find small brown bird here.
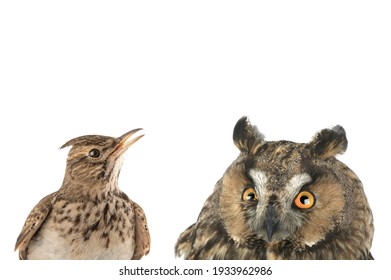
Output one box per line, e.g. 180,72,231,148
15,128,150,260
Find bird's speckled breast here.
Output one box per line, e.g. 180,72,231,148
27,195,136,260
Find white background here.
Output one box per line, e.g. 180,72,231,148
1,1,390,279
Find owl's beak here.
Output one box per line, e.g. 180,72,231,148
265,204,278,242
110,128,144,157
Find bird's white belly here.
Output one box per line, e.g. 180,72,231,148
27,227,72,259
27,220,135,260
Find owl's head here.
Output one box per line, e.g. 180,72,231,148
219,117,372,253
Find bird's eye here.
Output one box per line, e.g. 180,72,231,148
294,191,315,209
242,187,258,202
89,149,101,158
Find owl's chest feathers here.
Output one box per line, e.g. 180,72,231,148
233,235,314,260
259,235,368,260
28,194,135,259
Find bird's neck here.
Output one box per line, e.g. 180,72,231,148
59,176,120,202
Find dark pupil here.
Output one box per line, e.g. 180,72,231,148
247,192,255,201
89,149,100,158
300,195,309,205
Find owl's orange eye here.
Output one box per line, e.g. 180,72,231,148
294,191,315,209
242,187,258,202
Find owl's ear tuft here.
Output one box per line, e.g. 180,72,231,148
233,116,265,154
308,125,348,158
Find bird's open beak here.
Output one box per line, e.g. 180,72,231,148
109,128,144,157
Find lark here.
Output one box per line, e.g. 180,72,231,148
15,128,150,259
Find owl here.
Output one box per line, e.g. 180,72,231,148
175,117,374,260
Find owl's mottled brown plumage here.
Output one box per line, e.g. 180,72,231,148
175,117,374,260
15,129,150,260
